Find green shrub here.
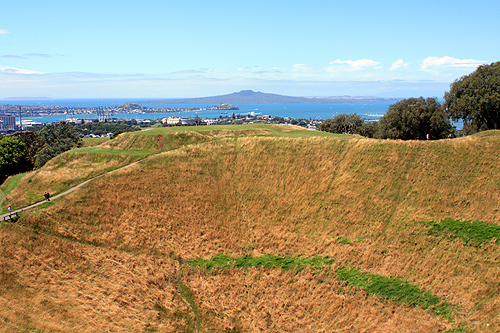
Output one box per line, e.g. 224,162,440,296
426,218,500,245
187,254,454,320
337,267,454,320
187,254,334,271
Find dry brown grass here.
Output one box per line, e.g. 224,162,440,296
4,149,151,209
3,128,500,331
185,266,450,332
0,223,190,332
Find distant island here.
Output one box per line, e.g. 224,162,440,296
134,90,399,105
0,103,238,117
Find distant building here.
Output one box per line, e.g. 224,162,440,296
203,119,216,125
164,116,197,126
0,114,16,132
17,119,43,129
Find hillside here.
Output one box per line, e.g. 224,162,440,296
1,125,500,332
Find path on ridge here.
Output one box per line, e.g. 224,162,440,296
1,157,146,221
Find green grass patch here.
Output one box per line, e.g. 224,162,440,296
128,124,340,138
186,254,334,271
39,201,56,209
82,137,108,146
335,237,364,245
69,147,157,157
0,173,27,213
426,218,500,245
188,254,454,321
337,267,454,321
273,129,343,138
176,279,201,332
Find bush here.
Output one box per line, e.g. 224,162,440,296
378,97,453,140
318,114,373,136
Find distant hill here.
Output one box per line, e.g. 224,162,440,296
135,90,398,104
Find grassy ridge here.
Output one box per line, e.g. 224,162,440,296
2,147,156,209
2,126,500,331
2,125,338,210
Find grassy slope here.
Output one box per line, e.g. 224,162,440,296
1,125,500,332
1,124,331,211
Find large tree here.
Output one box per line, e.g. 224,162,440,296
318,114,379,138
13,131,44,170
35,122,82,168
0,136,30,182
378,97,453,140
318,114,365,135
444,61,500,134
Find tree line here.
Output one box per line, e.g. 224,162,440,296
318,61,500,139
0,122,82,183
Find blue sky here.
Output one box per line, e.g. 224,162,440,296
1,0,498,98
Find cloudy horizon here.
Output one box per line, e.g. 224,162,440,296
1,1,498,99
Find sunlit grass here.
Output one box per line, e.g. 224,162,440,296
82,137,108,147
187,254,455,321
0,173,26,213
3,127,500,331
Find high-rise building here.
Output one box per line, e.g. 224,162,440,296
0,114,16,133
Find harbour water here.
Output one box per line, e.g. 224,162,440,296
0,98,396,124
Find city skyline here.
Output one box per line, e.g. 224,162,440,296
1,0,498,99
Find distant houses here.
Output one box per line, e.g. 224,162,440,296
161,116,216,126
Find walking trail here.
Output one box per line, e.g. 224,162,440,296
1,158,145,221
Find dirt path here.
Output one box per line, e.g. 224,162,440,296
1,158,145,221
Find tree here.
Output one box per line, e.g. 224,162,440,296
35,122,82,168
318,114,365,135
357,121,379,138
444,61,500,134
13,131,44,170
0,136,30,182
378,97,452,140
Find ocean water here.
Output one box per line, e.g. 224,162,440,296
1,98,395,124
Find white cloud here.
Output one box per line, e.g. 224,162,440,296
292,64,308,71
1,55,26,59
0,29,9,34
24,53,53,58
0,66,453,99
421,56,487,70
329,58,381,70
390,59,409,71
238,66,263,72
0,66,44,74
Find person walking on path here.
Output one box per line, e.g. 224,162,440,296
8,205,12,217
0,156,148,222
